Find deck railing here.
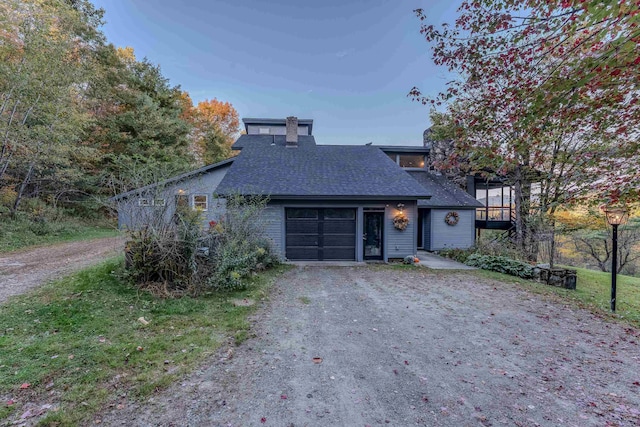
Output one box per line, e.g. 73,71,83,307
475,206,514,222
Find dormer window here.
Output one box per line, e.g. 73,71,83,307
399,155,425,168
386,153,426,169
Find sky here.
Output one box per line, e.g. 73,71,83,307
91,0,459,146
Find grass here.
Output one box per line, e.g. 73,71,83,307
298,296,311,304
475,265,640,327
0,258,289,425
0,216,119,253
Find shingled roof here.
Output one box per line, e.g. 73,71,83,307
216,143,431,200
408,170,483,208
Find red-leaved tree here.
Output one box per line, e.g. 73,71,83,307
411,0,640,259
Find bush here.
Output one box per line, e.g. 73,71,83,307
439,248,475,263
206,196,279,291
124,208,207,294
123,194,279,296
465,253,534,279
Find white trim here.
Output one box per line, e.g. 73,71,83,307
138,198,151,207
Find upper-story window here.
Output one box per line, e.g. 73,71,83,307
259,127,270,134
386,153,425,168
399,155,425,168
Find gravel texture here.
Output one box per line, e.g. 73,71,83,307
97,265,640,427
0,236,124,303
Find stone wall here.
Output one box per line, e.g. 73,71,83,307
533,265,577,290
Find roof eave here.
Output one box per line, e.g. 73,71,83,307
110,158,234,202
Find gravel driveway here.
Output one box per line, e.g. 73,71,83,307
0,236,124,303
99,266,640,427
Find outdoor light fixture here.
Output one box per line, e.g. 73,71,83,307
603,205,629,312
397,203,405,213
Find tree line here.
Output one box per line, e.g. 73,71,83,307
0,0,239,218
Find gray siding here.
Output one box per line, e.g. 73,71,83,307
385,200,417,259
116,164,231,230
261,205,284,258
430,209,475,250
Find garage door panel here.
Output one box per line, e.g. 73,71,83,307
324,221,356,234
286,235,319,246
285,208,356,261
323,235,355,246
323,247,356,260
286,247,319,260
286,221,319,234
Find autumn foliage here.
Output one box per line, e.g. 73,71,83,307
188,98,240,165
411,0,640,205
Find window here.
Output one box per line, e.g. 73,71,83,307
387,153,397,163
154,199,166,207
325,208,356,220
138,198,151,207
286,208,318,219
399,155,425,168
193,195,208,211
175,194,188,208
259,127,270,134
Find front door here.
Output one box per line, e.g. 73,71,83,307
363,212,384,260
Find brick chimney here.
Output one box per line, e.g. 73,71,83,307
286,116,298,147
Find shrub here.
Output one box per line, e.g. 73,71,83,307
206,195,279,291
465,253,534,279
124,208,207,295
123,193,279,296
439,247,475,263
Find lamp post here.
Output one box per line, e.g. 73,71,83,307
603,206,629,312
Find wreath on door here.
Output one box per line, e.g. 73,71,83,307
444,211,460,226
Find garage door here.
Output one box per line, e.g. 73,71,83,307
285,208,356,260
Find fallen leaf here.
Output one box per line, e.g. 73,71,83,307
7,399,15,406
20,383,30,389
137,317,149,325
261,417,267,423
404,360,409,365
280,394,287,400
136,346,144,352
393,369,398,375
68,354,74,360
312,357,323,364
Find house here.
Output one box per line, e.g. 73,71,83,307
112,117,482,262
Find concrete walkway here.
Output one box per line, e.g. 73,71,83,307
417,250,476,270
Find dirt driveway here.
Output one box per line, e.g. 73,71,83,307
0,236,124,303
99,266,640,427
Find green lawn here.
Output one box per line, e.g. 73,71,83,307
477,266,640,327
0,258,288,425
0,218,119,253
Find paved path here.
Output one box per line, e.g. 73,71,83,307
0,236,125,303
100,266,640,427
417,250,477,270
